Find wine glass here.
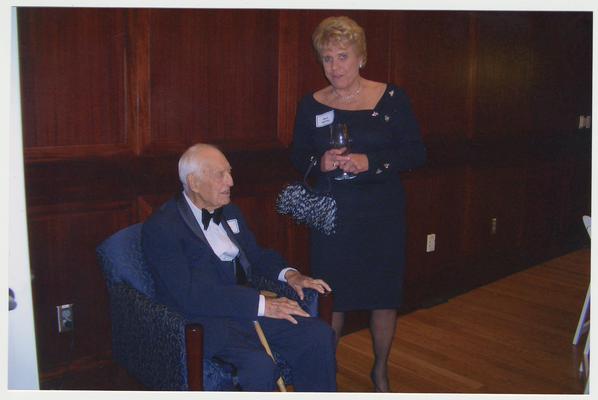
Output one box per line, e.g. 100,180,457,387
329,122,356,180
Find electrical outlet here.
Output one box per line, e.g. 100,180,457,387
491,218,497,235
56,304,74,333
426,233,436,252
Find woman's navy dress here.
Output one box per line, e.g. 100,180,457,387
290,84,426,312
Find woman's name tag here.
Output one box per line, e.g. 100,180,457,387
315,110,334,128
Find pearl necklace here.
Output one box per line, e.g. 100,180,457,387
333,80,361,103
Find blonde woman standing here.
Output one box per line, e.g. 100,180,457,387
290,16,426,392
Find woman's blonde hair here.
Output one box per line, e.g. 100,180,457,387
312,16,367,67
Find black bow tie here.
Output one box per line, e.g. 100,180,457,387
201,207,223,230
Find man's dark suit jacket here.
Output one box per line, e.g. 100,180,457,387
141,193,289,357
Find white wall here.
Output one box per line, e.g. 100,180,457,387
7,6,40,390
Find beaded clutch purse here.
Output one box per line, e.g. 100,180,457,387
276,156,337,235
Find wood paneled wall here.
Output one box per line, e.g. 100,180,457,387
17,8,592,379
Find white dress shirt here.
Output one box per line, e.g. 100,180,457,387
183,192,296,316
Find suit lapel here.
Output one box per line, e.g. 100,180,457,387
221,211,252,280
175,194,210,246
176,195,237,281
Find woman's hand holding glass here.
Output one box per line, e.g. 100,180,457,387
323,123,368,176
320,148,349,172
338,153,369,174
330,123,357,180
320,147,369,174
321,123,369,175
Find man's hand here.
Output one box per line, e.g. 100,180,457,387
264,296,310,324
285,270,332,301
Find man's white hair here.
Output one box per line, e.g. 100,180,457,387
178,143,217,192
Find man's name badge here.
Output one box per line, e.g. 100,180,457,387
315,110,334,128
227,219,240,234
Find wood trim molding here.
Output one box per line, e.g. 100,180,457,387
24,144,135,162
277,10,300,147
126,9,150,156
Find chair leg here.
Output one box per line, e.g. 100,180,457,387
573,285,590,345
583,334,590,379
584,380,589,394
318,292,334,326
185,324,204,391
578,332,590,393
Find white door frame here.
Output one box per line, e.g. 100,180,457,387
7,5,40,390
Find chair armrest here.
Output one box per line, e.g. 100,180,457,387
109,283,192,390
251,276,333,323
252,276,316,312
317,291,334,325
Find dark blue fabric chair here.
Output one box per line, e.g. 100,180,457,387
96,223,332,391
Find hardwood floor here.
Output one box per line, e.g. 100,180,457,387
336,248,590,393
40,248,590,393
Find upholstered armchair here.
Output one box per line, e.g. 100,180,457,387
96,223,333,391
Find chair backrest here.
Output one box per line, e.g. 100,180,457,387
96,223,155,298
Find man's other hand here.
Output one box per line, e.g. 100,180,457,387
285,271,332,301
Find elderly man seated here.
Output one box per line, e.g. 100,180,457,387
141,143,337,391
